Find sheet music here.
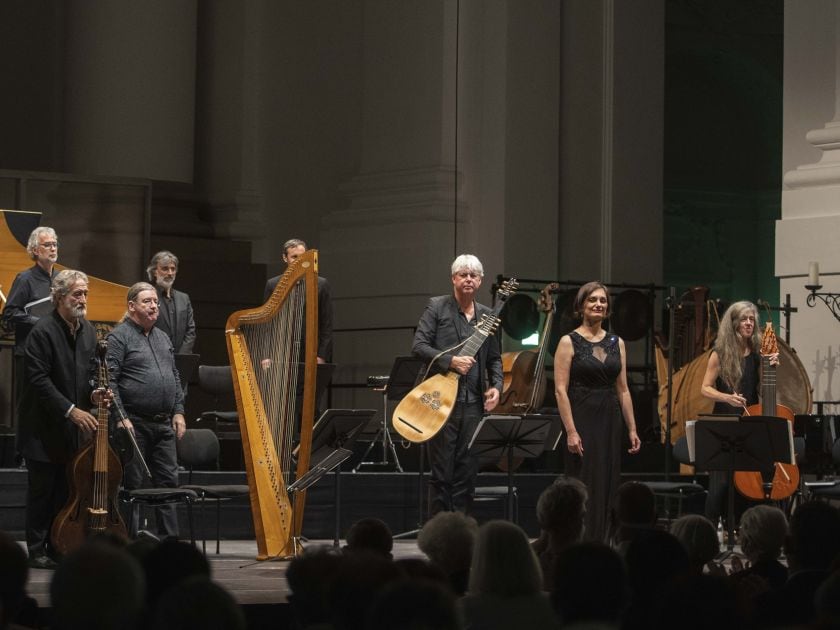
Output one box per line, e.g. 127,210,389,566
686,420,696,462
24,295,52,317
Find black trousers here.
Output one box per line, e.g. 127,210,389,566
427,401,483,515
25,458,68,557
121,420,180,538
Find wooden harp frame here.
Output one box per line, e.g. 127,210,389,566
225,249,319,559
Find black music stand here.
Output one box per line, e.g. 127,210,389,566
355,356,426,472
289,409,374,547
693,416,794,552
469,414,553,519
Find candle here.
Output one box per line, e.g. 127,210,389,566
808,262,820,286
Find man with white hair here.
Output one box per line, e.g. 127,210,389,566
17,269,99,569
412,254,503,515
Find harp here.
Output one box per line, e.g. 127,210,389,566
225,249,319,559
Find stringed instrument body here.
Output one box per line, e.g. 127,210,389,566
392,280,517,443
51,340,126,555
496,282,559,414
733,323,800,501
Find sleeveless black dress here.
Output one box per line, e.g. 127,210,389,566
564,331,623,542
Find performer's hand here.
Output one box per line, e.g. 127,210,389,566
567,431,583,455
768,352,780,367
728,392,747,408
450,356,476,375
484,387,500,412
69,407,98,433
627,430,641,454
317,356,326,364
90,387,113,407
118,418,135,435
260,358,272,370
172,414,187,440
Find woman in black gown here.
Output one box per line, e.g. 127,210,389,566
554,282,641,542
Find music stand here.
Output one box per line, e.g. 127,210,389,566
355,356,426,472
289,409,374,547
693,416,794,552
469,414,553,519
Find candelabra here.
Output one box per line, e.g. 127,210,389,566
805,284,840,323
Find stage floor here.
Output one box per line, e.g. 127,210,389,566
24,539,429,609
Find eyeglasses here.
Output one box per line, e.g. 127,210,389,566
40,242,58,249
131,298,159,306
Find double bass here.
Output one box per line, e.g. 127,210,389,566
733,322,800,501
496,283,559,414
51,340,127,554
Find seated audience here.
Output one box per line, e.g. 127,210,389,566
344,517,393,559
141,538,211,609
365,578,460,630
151,576,245,630
49,541,145,630
417,510,479,595
754,501,840,628
460,520,560,630
653,574,744,630
551,542,628,628
730,504,788,591
0,531,38,629
530,476,587,590
669,514,719,575
286,546,344,629
330,551,403,630
607,480,658,554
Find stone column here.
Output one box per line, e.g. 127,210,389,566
777,0,840,401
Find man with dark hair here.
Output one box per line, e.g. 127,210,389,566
263,238,333,363
146,250,196,354
108,282,186,539
17,269,99,569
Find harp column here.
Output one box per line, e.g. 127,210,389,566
777,0,840,394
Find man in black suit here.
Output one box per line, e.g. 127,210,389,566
147,251,196,354
17,269,99,569
263,238,333,363
412,254,503,515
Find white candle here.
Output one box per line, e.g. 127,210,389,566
808,261,820,286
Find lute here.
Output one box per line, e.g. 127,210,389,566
392,279,517,443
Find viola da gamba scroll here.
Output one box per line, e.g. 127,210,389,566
225,249,319,560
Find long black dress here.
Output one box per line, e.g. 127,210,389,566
564,331,623,542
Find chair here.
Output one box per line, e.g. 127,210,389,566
177,428,250,554
806,438,840,503
196,365,242,469
474,484,519,522
643,437,707,523
119,486,198,545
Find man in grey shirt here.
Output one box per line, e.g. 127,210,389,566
107,281,186,539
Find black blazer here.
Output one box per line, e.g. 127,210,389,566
263,274,334,362
411,294,503,395
154,287,196,354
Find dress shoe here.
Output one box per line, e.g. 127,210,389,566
27,554,59,570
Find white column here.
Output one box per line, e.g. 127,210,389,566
778,0,840,402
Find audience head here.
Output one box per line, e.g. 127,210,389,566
151,576,245,630
536,476,588,546
417,510,478,594
50,541,145,630
142,538,211,607
654,574,743,630
785,501,840,573
468,520,542,597
551,542,628,626
625,529,690,600
286,546,343,628
330,551,403,630
738,504,788,563
345,517,394,559
365,578,460,630
670,514,719,574
0,531,29,628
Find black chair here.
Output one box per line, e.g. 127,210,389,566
196,365,242,469
806,438,840,502
642,436,707,523
119,486,198,545
474,483,519,522
177,428,250,554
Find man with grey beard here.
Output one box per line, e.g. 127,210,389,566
146,250,196,354
17,269,99,569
